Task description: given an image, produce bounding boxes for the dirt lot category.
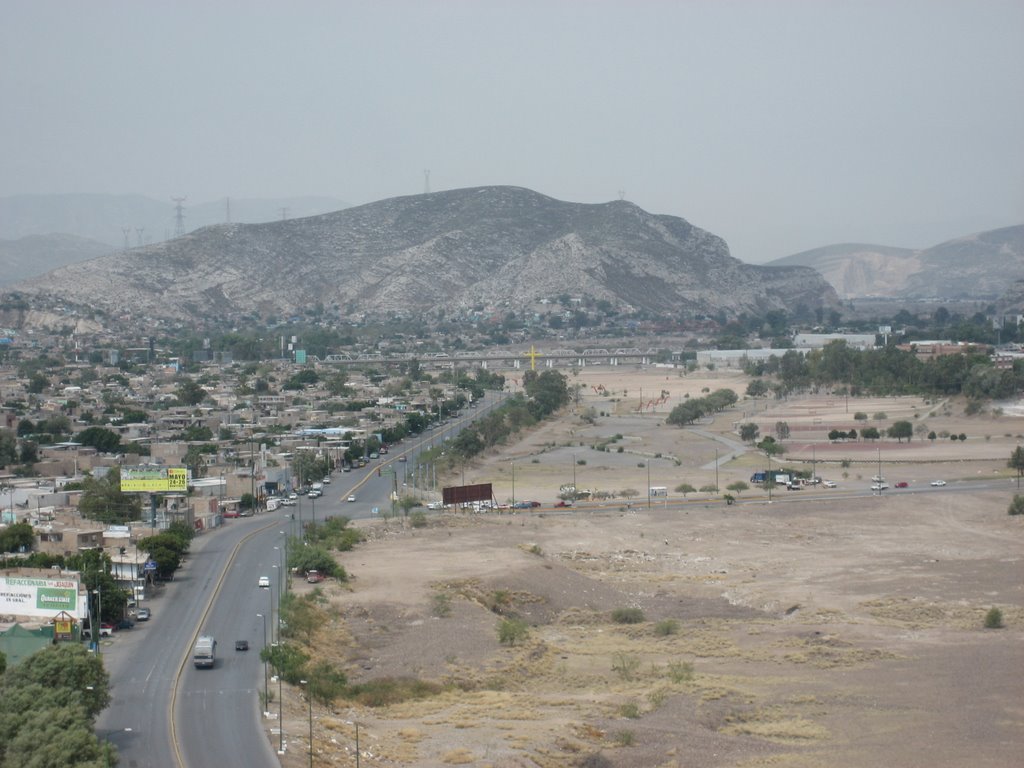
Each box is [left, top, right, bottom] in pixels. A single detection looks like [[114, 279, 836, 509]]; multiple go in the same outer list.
[[274, 368, 1024, 767]]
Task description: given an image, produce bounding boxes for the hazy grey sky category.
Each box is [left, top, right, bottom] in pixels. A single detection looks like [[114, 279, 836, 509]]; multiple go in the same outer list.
[[3, 0, 1022, 263]]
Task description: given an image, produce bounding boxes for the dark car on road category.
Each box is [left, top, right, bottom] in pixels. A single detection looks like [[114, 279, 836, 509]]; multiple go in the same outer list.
[[235, 639, 249, 651]]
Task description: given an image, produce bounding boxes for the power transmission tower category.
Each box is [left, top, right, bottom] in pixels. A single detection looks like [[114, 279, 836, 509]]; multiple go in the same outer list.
[[122, 228, 131, 252], [135, 227, 145, 247], [424, 169, 430, 194], [279, 207, 289, 221], [171, 197, 187, 237], [225, 196, 231, 224]]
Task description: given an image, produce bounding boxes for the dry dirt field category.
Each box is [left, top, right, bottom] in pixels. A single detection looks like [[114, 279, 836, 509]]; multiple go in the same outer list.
[[273, 368, 1024, 768]]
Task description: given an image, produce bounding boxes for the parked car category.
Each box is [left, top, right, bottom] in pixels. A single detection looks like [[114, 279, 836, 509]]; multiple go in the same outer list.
[[930, 480, 947, 487], [258, 575, 270, 588], [306, 570, 325, 584], [427, 501, 443, 510], [99, 623, 115, 637], [136, 607, 151, 621], [116, 618, 135, 630], [822, 480, 837, 488], [895, 481, 909, 488]]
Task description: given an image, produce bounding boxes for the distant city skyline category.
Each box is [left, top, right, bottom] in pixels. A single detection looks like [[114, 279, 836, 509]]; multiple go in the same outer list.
[[2, 1, 1021, 263]]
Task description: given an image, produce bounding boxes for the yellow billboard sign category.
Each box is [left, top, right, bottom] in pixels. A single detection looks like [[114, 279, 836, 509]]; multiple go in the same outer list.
[[120, 466, 188, 493]]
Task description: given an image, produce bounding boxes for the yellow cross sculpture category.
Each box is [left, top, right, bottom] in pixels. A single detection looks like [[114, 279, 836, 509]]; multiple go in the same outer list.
[[526, 345, 542, 371]]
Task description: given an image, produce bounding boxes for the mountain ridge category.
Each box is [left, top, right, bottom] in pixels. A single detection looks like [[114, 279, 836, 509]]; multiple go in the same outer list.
[[4, 186, 838, 332]]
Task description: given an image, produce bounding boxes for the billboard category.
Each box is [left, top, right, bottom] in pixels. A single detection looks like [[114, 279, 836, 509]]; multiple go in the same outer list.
[[121, 466, 188, 493], [442, 483, 494, 507], [0, 575, 83, 619]]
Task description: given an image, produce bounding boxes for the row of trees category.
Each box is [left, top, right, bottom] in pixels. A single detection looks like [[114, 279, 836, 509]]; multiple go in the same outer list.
[[665, 389, 739, 426], [744, 342, 1021, 400]]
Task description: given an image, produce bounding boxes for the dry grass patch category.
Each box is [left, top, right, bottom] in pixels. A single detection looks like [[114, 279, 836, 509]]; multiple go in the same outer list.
[[720, 708, 830, 743], [862, 597, 1024, 630]]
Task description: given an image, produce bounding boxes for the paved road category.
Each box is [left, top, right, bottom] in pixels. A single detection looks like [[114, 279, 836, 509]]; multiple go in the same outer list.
[[95, 392, 504, 768], [94, 512, 277, 768]]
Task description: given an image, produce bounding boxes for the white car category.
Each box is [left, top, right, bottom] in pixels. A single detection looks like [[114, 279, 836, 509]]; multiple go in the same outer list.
[[347, 495, 356, 502], [258, 576, 270, 589], [930, 480, 947, 487], [427, 501, 443, 510], [870, 483, 889, 491], [822, 480, 837, 488]]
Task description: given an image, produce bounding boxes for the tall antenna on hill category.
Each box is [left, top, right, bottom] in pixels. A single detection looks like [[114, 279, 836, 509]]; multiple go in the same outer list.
[[172, 196, 187, 237], [226, 196, 231, 224], [618, 189, 626, 200], [424, 169, 431, 194], [279, 207, 289, 221]]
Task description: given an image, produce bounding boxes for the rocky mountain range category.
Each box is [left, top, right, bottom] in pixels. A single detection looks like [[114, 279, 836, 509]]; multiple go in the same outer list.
[[770, 224, 1024, 300], [4, 186, 837, 332]]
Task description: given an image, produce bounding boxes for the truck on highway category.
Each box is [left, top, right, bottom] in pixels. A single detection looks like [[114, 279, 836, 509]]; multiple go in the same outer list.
[[193, 636, 217, 668]]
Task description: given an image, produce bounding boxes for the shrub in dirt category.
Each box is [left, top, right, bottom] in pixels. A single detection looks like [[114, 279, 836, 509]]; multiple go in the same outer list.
[[654, 619, 680, 636], [409, 511, 427, 528], [497, 617, 529, 646], [984, 607, 1004, 629], [345, 676, 443, 707], [430, 592, 452, 618], [666, 660, 694, 683], [1008, 495, 1024, 516], [611, 607, 645, 624], [613, 730, 636, 746], [577, 755, 613, 768], [619, 701, 641, 719], [611, 652, 640, 681]]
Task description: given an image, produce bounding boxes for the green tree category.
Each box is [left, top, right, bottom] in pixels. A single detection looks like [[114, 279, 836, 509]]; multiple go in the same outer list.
[[0, 523, 35, 554], [674, 483, 696, 498], [77, 467, 143, 524], [745, 379, 769, 397], [887, 420, 913, 443], [1008, 495, 1024, 516], [1009, 447, 1024, 489], [74, 426, 122, 454], [174, 379, 207, 406], [774, 421, 791, 440], [739, 423, 760, 443], [0, 433, 19, 467]]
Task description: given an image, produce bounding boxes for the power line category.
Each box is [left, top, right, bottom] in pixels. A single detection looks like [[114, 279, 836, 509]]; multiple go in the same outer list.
[[171, 197, 187, 238]]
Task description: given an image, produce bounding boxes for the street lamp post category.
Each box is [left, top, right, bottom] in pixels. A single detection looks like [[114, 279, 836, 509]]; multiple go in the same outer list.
[[646, 461, 651, 508], [510, 462, 515, 507], [300, 679, 313, 767], [257, 612, 268, 707], [274, 547, 283, 595]]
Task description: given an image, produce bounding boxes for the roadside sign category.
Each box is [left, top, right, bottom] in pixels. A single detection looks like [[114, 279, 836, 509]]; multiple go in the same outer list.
[[371, 506, 379, 515]]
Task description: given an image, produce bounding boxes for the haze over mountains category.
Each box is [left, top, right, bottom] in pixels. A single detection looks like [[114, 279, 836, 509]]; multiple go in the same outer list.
[[4, 186, 836, 332], [769, 224, 1024, 300], [0, 193, 349, 248]]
